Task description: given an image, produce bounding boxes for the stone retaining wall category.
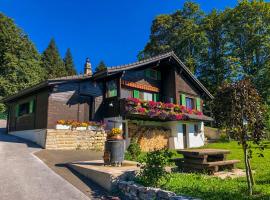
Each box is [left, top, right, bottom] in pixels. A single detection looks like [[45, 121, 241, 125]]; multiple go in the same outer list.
[[118, 181, 199, 200], [45, 129, 107, 150]]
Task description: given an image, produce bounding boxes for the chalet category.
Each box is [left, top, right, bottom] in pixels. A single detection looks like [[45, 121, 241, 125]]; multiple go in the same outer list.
[[3, 52, 213, 150]]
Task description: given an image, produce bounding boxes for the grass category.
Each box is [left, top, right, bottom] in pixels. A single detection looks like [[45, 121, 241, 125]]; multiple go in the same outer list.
[[159, 141, 270, 200]]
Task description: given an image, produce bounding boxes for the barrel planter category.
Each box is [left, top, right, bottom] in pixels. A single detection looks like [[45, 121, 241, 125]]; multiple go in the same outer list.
[[104, 139, 125, 166]]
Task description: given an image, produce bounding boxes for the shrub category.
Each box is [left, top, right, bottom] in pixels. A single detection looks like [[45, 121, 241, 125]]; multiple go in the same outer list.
[[219, 132, 230, 143], [137, 149, 173, 187], [127, 138, 141, 161]]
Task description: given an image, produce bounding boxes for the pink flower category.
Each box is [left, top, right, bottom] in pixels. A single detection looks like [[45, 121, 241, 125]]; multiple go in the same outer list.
[[163, 103, 175, 109], [175, 114, 183, 120], [137, 107, 146, 114], [127, 97, 141, 104]]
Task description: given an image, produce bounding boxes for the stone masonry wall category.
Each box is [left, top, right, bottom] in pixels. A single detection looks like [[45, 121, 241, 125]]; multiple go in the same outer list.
[[45, 129, 107, 150], [118, 181, 199, 200]]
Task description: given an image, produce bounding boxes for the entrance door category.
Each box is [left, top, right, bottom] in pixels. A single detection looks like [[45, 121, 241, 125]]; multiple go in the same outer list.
[[182, 124, 188, 148]]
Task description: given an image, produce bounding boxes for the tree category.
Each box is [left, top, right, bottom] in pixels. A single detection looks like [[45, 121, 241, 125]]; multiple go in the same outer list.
[[224, 1, 270, 78], [63, 48, 76, 75], [41, 38, 66, 79], [95, 60, 107, 72], [198, 10, 228, 95], [213, 79, 265, 195], [0, 13, 44, 112], [139, 2, 207, 73]]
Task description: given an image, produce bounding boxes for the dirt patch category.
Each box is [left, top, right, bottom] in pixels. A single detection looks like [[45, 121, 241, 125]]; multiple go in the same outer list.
[[213, 168, 246, 179]]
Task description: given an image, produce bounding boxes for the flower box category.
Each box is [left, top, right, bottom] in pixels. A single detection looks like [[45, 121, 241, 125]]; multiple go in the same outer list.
[[56, 124, 71, 130], [76, 126, 87, 131], [88, 126, 102, 131]]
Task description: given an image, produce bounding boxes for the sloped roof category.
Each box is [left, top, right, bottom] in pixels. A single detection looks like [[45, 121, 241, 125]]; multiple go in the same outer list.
[[2, 75, 93, 102], [3, 51, 213, 103]]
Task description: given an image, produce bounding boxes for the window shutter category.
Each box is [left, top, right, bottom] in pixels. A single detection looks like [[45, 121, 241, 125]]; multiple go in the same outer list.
[[181, 94, 186, 106], [145, 69, 151, 78], [153, 94, 157, 102], [156, 93, 160, 101], [15, 104, 19, 117], [133, 90, 140, 98], [157, 71, 161, 80], [29, 100, 34, 113], [196, 98, 201, 111]]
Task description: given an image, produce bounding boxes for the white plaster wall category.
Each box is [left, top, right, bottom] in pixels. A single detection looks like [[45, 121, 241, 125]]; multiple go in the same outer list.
[[167, 122, 184, 149], [188, 122, 204, 148], [167, 121, 205, 149], [9, 129, 47, 147]]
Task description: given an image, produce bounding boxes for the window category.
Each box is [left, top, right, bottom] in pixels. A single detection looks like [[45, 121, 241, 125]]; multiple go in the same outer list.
[[145, 69, 161, 80], [186, 97, 194, 109], [106, 80, 117, 98], [15, 99, 35, 117], [194, 124, 200, 134], [143, 92, 153, 101], [133, 90, 159, 102]]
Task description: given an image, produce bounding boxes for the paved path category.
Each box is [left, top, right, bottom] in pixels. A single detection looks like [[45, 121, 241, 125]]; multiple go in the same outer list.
[[0, 133, 90, 200]]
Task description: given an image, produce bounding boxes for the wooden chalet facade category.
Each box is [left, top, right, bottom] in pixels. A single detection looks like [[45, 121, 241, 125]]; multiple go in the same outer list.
[[3, 52, 213, 149]]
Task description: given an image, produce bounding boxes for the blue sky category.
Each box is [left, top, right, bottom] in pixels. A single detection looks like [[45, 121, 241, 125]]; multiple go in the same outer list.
[[0, 0, 237, 73]]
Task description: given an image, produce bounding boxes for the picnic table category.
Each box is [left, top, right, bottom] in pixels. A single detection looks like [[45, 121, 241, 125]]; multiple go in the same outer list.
[[173, 149, 240, 174]]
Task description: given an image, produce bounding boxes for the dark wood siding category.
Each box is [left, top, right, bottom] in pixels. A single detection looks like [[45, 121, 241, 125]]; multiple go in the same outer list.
[[47, 81, 104, 128], [47, 82, 86, 128], [161, 66, 176, 103], [175, 69, 200, 104], [122, 69, 161, 89], [35, 90, 49, 129], [7, 89, 49, 132]]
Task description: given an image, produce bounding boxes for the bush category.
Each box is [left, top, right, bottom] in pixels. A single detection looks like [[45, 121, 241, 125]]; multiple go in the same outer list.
[[137, 149, 173, 187], [127, 138, 141, 161], [219, 132, 230, 143]]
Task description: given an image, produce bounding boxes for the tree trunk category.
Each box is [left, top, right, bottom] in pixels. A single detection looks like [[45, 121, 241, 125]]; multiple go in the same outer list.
[[243, 147, 253, 195], [247, 157, 255, 186]]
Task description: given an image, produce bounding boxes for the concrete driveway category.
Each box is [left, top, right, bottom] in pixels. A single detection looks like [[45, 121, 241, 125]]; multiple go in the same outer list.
[[0, 133, 90, 200]]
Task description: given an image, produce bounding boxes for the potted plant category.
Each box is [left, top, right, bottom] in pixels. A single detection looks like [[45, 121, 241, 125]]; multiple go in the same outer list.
[[107, 128, 123, 140], [104, 127, 125, 166]]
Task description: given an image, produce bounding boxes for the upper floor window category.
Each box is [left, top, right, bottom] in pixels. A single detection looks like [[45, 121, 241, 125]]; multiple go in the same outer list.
[[143, 92, 153, 101], [145, 69, 161, 80], [186, 97, 194, 109], [106, 80, 117, 98], [15, 99, 35, 117], [133, 89, 159, 102]]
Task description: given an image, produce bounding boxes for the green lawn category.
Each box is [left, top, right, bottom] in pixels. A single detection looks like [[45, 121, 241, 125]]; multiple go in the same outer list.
[[160, 141, 270, 200]]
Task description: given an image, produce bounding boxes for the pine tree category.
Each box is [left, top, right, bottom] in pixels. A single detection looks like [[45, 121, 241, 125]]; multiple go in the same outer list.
[[63, 48, 76, 75], [41, 38, 66, 79], [0, 13, 44, 112], [95, 60, 107, 72]]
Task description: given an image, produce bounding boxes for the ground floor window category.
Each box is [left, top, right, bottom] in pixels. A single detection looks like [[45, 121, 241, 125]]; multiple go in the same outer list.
[[16, 99, 35, 117]]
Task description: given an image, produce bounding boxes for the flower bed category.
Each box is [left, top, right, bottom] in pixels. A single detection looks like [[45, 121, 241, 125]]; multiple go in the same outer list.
[[125, 98, 203, 121], [56, 120, 105, 130]]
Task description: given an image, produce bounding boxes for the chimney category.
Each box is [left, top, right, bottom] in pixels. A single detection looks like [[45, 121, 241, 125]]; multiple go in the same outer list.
[[84, 58, 92, 75]]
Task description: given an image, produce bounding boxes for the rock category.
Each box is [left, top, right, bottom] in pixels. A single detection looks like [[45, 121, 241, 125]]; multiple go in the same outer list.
[[157, 190, 176, 199]]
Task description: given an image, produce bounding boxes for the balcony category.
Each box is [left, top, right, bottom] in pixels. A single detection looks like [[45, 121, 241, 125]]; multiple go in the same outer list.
[[121, 98, 213, 122]]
